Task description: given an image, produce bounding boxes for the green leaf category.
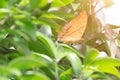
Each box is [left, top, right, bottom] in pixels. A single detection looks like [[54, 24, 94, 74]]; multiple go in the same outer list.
[[98, 66, 120, 78], [116, 39, 120, 47], [60, 68, 72, 78], [51, 0, 73, 7], [82, 70, 94, 80], [12, 37, 31, 55], [10, 7, 21, 14], [29, 40, 54, 58], [71, 3, 80, 11], [0, 65, 21, 76], [29, 0, 47, 10], [60, 75, 72, 80], [0, 76, 8, 80], [0, 0, 8, 8], [15, 20, 36, 40], [32, 52, 53, 62], [8, 57, 47, 69], [84, 48, 99, 65], [91, 57, 120, 67], [67, 53, 82, 75], [13, 14, 26, 19], [22, 72, 50, 80], [8, 0, 20, 6], [10, 7, 30, 15], [91, 57, 120, 78], [41, 13, 67, 22], [49, 11, 74, 19], [56, 43, 83, 62], [91, 73, 112, 80], [18, 0, 29, 6], [0, 8, 9, 19], [33, 17, 60, 30], [36, 32, 57, 58]]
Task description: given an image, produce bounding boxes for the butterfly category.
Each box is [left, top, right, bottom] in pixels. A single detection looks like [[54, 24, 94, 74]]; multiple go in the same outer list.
[[57, 10, 88, 44]]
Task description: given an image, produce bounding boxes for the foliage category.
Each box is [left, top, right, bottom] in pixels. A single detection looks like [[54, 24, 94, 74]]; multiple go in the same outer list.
[[0, 0, 120, 80]]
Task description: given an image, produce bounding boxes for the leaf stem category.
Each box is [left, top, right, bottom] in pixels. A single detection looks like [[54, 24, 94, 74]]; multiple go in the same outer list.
[[55, 60, 59, 80]]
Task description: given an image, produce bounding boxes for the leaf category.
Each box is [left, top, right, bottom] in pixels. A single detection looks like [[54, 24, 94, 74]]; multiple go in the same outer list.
[[91, 57, 120, 78], [0, 8, 9, 19], [18, 0, 29, 6], [56, 43, 83, 62], [49, 11, 74, 19], [41, 13, 67, 22], [116, 39, 120, 47], [29, 40, 54, 58], [84, 48, 99, 65], [91, 73, 112, 80], [40, 25, 52, 38], [71, 3, 80, 11], [98, 66, 120, 78], [0, 76, 8, 80], [8, 0, 20, 6], [22, 72, 50, 80], [29, 0, 47, 10], [36, 32, 57, 58], [60, 68, 72, 78], [8, 57, 47, 69], [15, 20, 36, 40], [51, 0, 73, 7], [10, 7, 21, 14], [60, 76, 72, 80], [32, 52, 53, 63], [13, 14, 26, 19], [39, 67, 56, 80], [67, 53, 82, 75], [82, 70, 94, 80], [91, 57, 120, 67], [0, 0, 8, 8], [12, 37, 31, 55], [33, 17, 60, 30], [0, 65, 21, 76]]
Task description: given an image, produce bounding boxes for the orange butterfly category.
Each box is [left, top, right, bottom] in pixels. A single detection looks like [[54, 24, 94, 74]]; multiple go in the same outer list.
[[57, 10, 88, 44]]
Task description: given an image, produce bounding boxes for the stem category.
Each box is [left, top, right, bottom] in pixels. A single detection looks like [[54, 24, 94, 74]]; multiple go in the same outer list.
[[55, 61, 59, 80], [91, 6, 105, 15], [89, 0, 92, 15]]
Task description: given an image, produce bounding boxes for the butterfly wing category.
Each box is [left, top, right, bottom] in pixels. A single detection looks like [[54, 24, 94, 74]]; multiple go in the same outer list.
[[57, 10, 88, 44]]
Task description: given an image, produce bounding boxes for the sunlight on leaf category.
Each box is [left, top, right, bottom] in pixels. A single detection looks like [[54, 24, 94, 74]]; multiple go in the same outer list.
[[56, 43, 83, 62], [84, 48, 99, 65], [71, 3, 80, 11], [0, 8, 9, 19], [67, 53, 82, 75], [91, 57, 120, 78], [51, 0, 73, 7]]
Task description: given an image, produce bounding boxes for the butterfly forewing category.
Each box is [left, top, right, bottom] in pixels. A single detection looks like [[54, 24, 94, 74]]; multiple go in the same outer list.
[[57, 10, 88, 44]]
